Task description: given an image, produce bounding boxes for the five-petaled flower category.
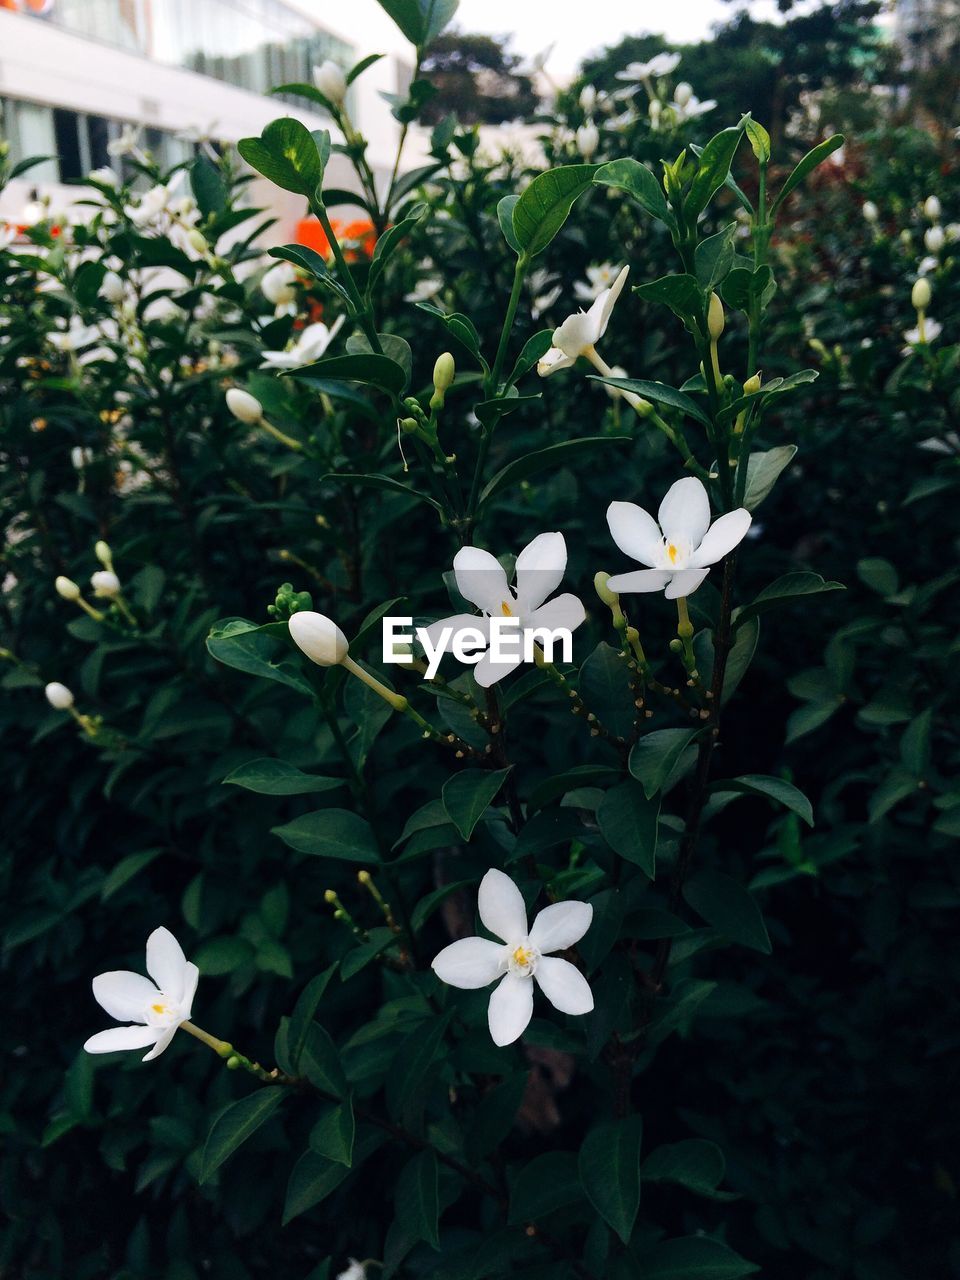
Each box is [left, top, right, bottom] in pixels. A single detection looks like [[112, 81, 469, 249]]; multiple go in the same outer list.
[[537, 265, 629, 377], [432, 869, 594, 1046], [425, 532, 585, 687], [84, 927, 199, 1061], [607, 476, 752, 599], [261, 318, 344, 370]]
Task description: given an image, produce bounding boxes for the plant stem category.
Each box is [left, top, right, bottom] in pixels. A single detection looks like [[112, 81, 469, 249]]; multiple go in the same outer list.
[[309, 199, 382, 355]]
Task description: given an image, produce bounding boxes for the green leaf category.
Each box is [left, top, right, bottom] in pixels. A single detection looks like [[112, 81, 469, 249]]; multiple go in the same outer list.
[[719, 774, 814, 826], [683, 869, 772, 954], [237, 119, 326, 197], [410, 879, 474, 932], [385, 1014, 452, 1129], [271, 809, 381, 863], [310, 1100, 355, 1166], [694, 224, 737, 292], [592, 375, 712, 427], [346, 52, 385, 85], [207, 618, 313, 697], [735, 572, 844, 626], [579, 1115, 643, 1244], [415, 302, 487, 368], [743, 118, 771, 165], [191, 156, 227, 217], [72, 260, 106, 307], [288, 966, 338, 1068], [497, 194, 522, 253], [641, 1236, 759, 1279], [464, 1073, 527, 1163], [634, 274, 704, 334], [857, 557, 899, 597], [375, 0, 458, 45], [594, 157, 673, 225], [597, 781, 660, 876], [301, 1023, 349, 1097], [720, 264, 776, 315], [100, 849, 162, 901], [479, 436, 630, 506], [685, 126, 744, 218], [199, 1089, 286, 1184], [641, 1139, 733, 1199], [629, 728, 701, 799], [223, 758, 345, 796], [395, 1150, 440, 1250], [508, 1152, 583, 1223], [505, 328, 553, 387], [577, 641, 637, 741], [900, 708, 932, 776], [282, 1150, 351, 1224], [742, 445, 796, 510], [442, 766, 512, 840], [512, 164, 599, 258], [292, 352, 407, 396], [320, 471, 443, 514], [368, 203, 427, 294], [268, 243, 350, 303], [771, 134, 844, 215]]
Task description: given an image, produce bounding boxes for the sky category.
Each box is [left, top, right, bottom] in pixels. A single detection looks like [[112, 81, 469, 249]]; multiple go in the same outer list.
[[451, 0, 816, 79]]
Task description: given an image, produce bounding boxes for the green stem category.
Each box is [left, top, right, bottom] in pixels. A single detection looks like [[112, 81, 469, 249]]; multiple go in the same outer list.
[[310, 199, 382, 355]]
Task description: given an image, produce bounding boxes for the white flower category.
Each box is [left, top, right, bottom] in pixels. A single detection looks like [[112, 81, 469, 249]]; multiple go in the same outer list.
[[674, 81, 693, 108], [260, 317, 344, 370], [862, 200, 879, 223], [405, 276, 443, 304], [579, 84, 598, 112], [576, 123, 599, 159], [616, 52, 681, 83], [432, 869, 594, 1047], [923, 195, 941, 221], [125, 182, 174, 227], [91, 570, 121, 598], [537, 266, 629, 376], [336, 1262, 367, 1280], [261, 261, 298, 308], [574, 262, 623, 304], [99, 270, 125, 304], [226, 388, 264, 424], [424, 532, 585, 688], [289, 611, 350, 667], [924, 225, 945, 253], [84, 927, 199, 1061], [607, 477, 752, 599], [917, 255, 938, 276], [107, 125, 142, 158], [88, 166, 118, 187], [71, 446, 93, 469], [314, 60, 348, 104], [902, 319, 942, 352], [45, 682, 74, 710], [672, 91, 717, 122]]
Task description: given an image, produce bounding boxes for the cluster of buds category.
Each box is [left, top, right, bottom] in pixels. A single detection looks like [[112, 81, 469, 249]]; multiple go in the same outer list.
[[55, 541, 136, 625]]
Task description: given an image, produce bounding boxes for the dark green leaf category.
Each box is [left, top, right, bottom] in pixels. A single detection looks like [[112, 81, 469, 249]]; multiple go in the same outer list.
[[594, 157, 672, 225], [629, 729, 701, 799], [497, 194, 522, 253], [742, 445, 796, 510], [301, 1023, 349, 1097], [310, 1099, 355, 1166], [772, 134, 844, 215], [199, 1089, 286, 1184], [685, 126, 744, 218], [694, 224, 737, 291], [442, 766, 512, 840], [512, 164, 599, 258], [292, 352, 407, 396], [641, 1139, 733, 1199], [479, 436, 630, 506], [508, 1152, 583, 1223], [224, 758, 345, 796], [238, 119, 326, 196], [395, 1150, 440, 1249], [271, 809, 381, 862], [683, 869, 772, 954], [288, 966, 338, 1068], [579, 1115, 643, 1244], [320, 471, 443, 514], [591, 375, 711, 427], [597, 781, 660, 876], [641, 1236, 759, 1278], [718, 774, 814, 825], [634, 274, 705, 334], [735, 573, 844, 626]]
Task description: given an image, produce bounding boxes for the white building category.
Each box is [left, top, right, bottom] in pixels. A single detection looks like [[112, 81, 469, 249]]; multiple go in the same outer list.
[[0, 0, 428, 237]]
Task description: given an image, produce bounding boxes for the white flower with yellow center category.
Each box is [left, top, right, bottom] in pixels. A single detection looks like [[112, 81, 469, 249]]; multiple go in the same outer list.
[[261, 317, 345, 370], [537, 265, 628, 377], [424, 532, 585, 687], [607, 476, 752, 599], [432, 869, 594, 1046], [84, 927, 199, 1061]]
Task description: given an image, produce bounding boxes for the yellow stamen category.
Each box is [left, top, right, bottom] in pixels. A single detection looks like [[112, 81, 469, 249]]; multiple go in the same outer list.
[[667, 544, 679, 564], [501, 601, 513, 616], [512, 945, 531, 966], [151, 1003, 167, 1014]]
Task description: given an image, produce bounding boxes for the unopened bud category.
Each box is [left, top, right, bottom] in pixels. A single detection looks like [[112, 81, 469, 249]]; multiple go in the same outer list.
[[743, 372, 762, 394], [400, 416, 419, 433], [594, 571, 619, 607], [862, 201, 878, 224], [226, 388, 263, 425], [911, 278, 931, 311], [98, 270, 125, 304], [55, 576, 81, 601], [187, 228, 209, 255], [433, 351, 455, 393], [288, 611, 349, 667], [923, 195, 941, 221], [324, 889, 338, 904], [94, 540, 113, 569], [674, 81, 693, 108], [707, 292, 724, 341], [924, 225, 944, 253], [576, 123, 599, 160], [45, 682, 74, 710], [313, 60, 347, 105], [91, 569, 121, 598]]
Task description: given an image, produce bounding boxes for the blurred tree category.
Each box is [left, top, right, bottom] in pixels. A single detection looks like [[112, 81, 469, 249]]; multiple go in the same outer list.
[[419, 31, 538, 125]]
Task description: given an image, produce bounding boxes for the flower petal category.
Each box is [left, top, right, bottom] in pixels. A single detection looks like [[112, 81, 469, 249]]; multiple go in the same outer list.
[[181, 962, 200, 1019], [534, 956, 594, 1015], [421, 613, 490, 652], [92, 970, 157, 1022], [143, 1023, 180, 1061], [487, 973, 534, 1046], [593, 264, 629, 340], [689, 509, 752, 567], [84, 1025, 160, 1054], [478, 868, 527, 944], [529, 900, 593, 953], [527, 593, 586, 636], [145, 927, 188, 1002], [453, 547, 512, 616], [658, 477, 711, 549], [607, 500, 664, 567], [431, 937, 505, 989], [473, 647, 524, 688], [663, 568, 710, 599], [514, 532, 567, 613], [538, 346, 576, 376], [606, 569, 673, 594]]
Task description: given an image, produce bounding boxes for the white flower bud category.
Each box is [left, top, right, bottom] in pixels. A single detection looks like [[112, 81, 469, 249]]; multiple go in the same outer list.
[[55, 576, 81, 601], [94, 540, 112, 568], [579, 85, 597, 113], [707, 291, 725, 341], [923, 195, 941, 221], [862, 200, 878, 223], [433, 351, 456, 392], [261, 261, 297, 307], [924, 225, 944, 253], [91, 570, 121, 598], [911, 277, 932, 311], [99, 270, 125, 303], [45, 682, 74, 710], [313, 60, 347, 105], [649, 99, 662, 122], [945, 222, 960, 243], [288, 611, 349, 667], [226, 388, 264, 425], [674, 81, 693, 108], [576, 123, 600, 159], [187, 228, 209, 255]]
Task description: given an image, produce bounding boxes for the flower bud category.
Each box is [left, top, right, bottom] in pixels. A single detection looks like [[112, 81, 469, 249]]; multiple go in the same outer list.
[[707, 291, 724, 341], [55, 575, 81, 601], [649, 99, 661, 123], [924, 225, 944, 253], [923, 195, 941, 221], [674, 81, 693, 108], [45, 681, 74, 710], [862, 200, 878, 223], [99, 270, 125, 303], [433, 351, 456, 393], [743, 372, 762, 394], [911, 278, 931, 311], [187, 228, 209, 255], [399, 416, 419, 433], [226, 388, 264, 425], [313, 60, 347, 104], [91, 569, 121, 598], [261, 261, 297, 307], [94, 540, 113, 568], [576, 123, 599, 159], [594, 571, 619, 607], [288, 611, 349, 667], [579, 84, 597, 113]]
